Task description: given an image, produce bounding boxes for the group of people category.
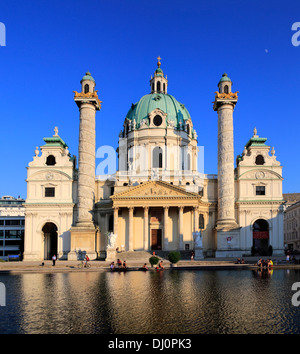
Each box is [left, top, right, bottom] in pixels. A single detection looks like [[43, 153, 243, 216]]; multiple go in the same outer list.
[[109, 259, 165, 271], [235, 258, 246, 264], [257, 258, 273, 269], [110, 259, 127, 270]]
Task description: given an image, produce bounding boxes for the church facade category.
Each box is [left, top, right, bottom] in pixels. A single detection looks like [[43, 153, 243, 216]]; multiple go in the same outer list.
[[23, 59, 285, 261]]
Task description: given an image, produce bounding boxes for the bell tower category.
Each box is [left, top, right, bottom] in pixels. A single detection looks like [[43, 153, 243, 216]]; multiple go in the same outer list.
[[69, 72, 102, 260]]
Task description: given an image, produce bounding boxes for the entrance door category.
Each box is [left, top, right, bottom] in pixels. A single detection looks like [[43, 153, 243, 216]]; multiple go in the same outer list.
[[42, 222, 58, 260], [253, 219, 269, 256], [151, 229, 162, 250]]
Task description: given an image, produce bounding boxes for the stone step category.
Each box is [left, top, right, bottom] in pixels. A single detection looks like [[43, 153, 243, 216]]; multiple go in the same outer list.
[[114, 250, 194, 261]]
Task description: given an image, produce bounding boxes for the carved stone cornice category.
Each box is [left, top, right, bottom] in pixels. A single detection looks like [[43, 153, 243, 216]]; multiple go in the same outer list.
[[236, 200, 284, 205]]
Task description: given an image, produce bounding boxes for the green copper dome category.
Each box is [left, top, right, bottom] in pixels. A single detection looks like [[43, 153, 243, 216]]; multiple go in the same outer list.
[[126, 93, 191, 129], [218, 73, 231, 84], [155, 67, 163, 77], [80, 71, 95, 83]]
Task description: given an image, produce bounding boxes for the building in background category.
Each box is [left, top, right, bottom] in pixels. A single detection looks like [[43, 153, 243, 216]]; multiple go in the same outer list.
[[284, 200, 300, 252], [0, 196, 25, 260]]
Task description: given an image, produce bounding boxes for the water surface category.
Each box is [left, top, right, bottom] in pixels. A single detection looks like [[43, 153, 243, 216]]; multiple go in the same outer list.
[[0, 269, 299, 334]]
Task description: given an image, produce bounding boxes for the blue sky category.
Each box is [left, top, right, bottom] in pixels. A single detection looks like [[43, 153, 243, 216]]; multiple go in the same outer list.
[[0, 0, 300, 198]]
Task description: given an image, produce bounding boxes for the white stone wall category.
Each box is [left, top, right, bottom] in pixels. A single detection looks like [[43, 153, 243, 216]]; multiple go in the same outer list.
[[24, 141, 74, 261]]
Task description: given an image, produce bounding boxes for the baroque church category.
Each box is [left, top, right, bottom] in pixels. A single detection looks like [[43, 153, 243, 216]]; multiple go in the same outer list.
[[23, 58, 285, 261]]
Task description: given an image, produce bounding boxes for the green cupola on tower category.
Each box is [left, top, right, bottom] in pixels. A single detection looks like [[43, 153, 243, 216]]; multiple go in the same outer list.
[[124, 57, 193, 132]]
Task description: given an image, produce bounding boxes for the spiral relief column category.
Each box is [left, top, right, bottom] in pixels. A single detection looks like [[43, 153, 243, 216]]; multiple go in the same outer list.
[[68, 72, 101, 260], [76, 101, 97, 227], [213, 73, 240, 257]]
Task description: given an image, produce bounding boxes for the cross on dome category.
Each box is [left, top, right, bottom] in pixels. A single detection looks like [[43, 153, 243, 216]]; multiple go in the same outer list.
[[157, 56, 161, 67]]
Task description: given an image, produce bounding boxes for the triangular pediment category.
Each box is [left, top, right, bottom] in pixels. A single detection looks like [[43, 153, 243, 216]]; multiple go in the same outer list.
[[111, 180, 200, 200]]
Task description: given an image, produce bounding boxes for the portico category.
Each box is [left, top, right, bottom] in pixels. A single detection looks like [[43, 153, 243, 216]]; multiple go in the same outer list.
[[110, 180, 206, 252]]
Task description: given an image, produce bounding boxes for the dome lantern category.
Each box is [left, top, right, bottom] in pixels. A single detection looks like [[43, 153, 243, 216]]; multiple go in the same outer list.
[[80, 71, 96, 94], [218, 73, 232, 94], [150, 56, 168, 94]]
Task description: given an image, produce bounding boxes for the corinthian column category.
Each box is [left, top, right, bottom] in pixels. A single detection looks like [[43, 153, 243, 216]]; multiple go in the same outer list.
[[163, 206, 169, 250], [128, 207, 134, 251], [144, 207, 149, 251]]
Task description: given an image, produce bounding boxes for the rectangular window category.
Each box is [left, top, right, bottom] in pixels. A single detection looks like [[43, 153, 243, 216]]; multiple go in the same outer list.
[[256, 186, 265, 195], [5, 219, 21, 226], [5, 230, 22, 238], [45, 187, 55, 197]]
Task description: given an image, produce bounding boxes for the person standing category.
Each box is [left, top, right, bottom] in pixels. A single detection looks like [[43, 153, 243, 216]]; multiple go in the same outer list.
[[52, 254, 56, 266]]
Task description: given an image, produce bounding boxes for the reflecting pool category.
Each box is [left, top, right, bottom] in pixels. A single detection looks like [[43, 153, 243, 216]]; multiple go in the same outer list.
[[0, 268, 300, 334]]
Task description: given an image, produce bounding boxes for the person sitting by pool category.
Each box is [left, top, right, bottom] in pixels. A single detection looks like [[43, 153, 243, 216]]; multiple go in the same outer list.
[[267, 259, 273, 268], [257, 258, 263, 269], [142, 263, 148, 271], [117, 259, 122, 268], [110, 262, 115, 271], [122, 260, 127, 269], [235, 258, 241, 264], [156, 260, 164, 270]]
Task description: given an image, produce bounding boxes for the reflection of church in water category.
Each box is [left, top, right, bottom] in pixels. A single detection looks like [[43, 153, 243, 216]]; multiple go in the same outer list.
[[23, 58, 285, 261]]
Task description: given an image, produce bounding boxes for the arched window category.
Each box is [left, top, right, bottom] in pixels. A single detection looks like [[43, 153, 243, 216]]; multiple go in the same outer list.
[[255, 155, 265, 165], [46, 155, 56, 166], [224, 85, 229, 94], [153, 146, 163, 168], [84, 84, 89, 93], [152, 82, 154, 92], [163, 83, 166, 93], [157, 81, 161, 93], [187, 124, 190, 135]]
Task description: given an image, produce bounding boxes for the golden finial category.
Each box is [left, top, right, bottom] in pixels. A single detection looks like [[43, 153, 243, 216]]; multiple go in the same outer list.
[[157, 56, 161, 68]]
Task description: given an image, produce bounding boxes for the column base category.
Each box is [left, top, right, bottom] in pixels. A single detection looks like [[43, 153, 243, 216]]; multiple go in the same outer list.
[[215, 228, 242, 258], [215, 219, 239, 231], [68, 225, 97, 260], [23, 252, 41, 262]]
